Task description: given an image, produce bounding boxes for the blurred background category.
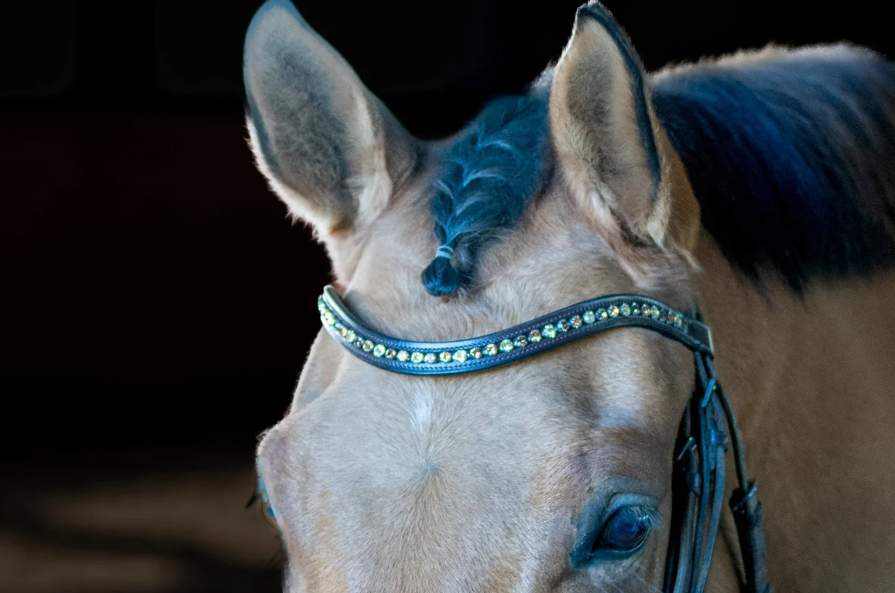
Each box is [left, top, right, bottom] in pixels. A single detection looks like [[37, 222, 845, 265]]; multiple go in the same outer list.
[[1, 1, 893, 591]]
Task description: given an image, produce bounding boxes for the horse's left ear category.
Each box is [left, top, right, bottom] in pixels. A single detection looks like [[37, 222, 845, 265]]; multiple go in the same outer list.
[[549, 2, 700, 253]]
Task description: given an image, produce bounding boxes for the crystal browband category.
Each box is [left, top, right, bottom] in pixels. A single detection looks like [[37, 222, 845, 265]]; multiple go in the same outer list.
[[317, 286, 714, 376]]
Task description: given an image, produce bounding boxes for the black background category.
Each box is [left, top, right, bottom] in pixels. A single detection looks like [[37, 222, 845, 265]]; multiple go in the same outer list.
[[2, 0, 893, 474]]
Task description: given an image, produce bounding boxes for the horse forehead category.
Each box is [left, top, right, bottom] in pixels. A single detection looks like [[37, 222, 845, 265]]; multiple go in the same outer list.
[[272, 326, 681, 500]]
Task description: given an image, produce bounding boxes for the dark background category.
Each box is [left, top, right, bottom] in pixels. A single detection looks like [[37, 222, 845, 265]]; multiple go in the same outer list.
[[1, 1, 893, 591]]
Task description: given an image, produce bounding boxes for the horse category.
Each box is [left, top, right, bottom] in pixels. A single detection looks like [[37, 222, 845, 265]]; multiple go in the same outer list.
[[242, 1, 895, 591]]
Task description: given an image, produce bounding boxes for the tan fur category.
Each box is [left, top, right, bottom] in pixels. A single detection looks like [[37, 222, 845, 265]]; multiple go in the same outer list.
[[247, 4, 895, 592]]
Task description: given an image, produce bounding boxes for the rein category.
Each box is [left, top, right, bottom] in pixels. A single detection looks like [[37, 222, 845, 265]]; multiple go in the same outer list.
[[317, 286, 770, 593]]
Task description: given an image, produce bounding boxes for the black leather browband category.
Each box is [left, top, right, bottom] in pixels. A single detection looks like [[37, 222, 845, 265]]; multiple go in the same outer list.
[[318, 286, 713, 376]]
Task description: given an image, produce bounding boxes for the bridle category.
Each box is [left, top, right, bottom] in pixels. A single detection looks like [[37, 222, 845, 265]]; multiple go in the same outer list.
[[316, 286, 771, 593]]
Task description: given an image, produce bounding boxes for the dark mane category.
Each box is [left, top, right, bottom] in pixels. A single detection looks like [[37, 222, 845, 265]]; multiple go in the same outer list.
[[421, 92, 551, 296], [652, 46, 895, 289]]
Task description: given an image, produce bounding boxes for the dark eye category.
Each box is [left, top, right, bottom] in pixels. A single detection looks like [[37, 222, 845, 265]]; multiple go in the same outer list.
[[597, 506, 652, 552], [257, 475, 281, 533]]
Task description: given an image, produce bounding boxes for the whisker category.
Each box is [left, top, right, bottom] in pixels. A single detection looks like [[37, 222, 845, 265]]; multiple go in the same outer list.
[[632, 568, 665, 593]]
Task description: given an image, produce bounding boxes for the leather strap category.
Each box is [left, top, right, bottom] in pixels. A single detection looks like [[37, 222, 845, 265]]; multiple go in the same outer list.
[[319, 286, 713, 376], [662, 313, 771, 593]]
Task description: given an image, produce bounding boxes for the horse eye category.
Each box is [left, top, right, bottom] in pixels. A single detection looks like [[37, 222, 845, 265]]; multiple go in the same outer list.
[[596, 506, 652, 552], [257, 476, 281, 533]]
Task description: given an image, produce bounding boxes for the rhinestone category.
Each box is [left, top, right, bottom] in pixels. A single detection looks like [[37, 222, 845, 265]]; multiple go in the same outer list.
[[385, 348, 397, 359], [570, 315, 583, 329], [674, 314, 685, 328], [514, 335, 528, 348], [609, 306, 620, 318], [499, 339, 514, 353], [666, 312, 676, 324], [650, 306, 661, 319], [631, 304, 641, 315], [411, 352, 424, 364], [317, 301, 327, 313], [598, 309, 609, 320], [397, 350, 410, 362], [372, 344, 386, 357], [439, 351, 452, 363], [354, 337, 364, 348], [453, 350, 468, 363], [583, 311, 597, 324], [345, 330, 356, 342], [424, 353, 438, 364], [470, 347, 483, 359], [621, 304, 631, 316], [362, 340, 375, 352], [323, 311, 336, 325], [543, 324, 557, 338], [528, 329, 543, 343], [485, 344, 499, 356], [557, 319, 570, 332], [338, 326, 349, 338]]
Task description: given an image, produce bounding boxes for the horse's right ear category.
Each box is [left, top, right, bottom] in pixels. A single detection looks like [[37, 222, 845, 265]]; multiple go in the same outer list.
[[244, 0, 419, 237]]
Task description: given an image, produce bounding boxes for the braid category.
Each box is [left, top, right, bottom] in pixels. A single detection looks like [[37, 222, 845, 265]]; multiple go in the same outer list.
[[421, 92, 551, 296]]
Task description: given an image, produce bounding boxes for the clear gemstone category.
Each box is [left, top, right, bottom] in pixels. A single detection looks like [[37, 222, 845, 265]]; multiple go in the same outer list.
[[372, 344, 386, 357], [609, 306, 620, 318], [621, 304, 631, 316], [528, 329, 543, 343], [631, 304, 641, 315], [338, 326, 349, 338], [362, 340, 374, 352], [439, 351, 452, 363], [543, 324, 557, 338], [570, 315, 583, 329], [397, 350, 410, 362], [453, 350, 468, 363], [485, 344, 499, 356], [354, 337, 364, 348], [650, 306, 661, 319], [470, 347, 483, 359], [514, 335, 528, 348], [345, 330, 356, 342], [583, 311, 597, 324], [557, 319, 570, 332], [385, 348, 397, 359], [323, 311, 336, 325], [499, 339, 514, 353], [411, 352, 424, 364], [598, 309, 609, 320], [674, 314, 684, 328], [424, 353, 438, 364]]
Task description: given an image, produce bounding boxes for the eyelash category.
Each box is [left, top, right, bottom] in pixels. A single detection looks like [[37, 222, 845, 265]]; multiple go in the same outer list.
[[247, 483, 288, 569]]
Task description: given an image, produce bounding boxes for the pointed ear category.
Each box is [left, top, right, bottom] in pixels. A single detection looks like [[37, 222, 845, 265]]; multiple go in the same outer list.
[[549, 2, 700, 253], [244, 0, 419, 236]]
